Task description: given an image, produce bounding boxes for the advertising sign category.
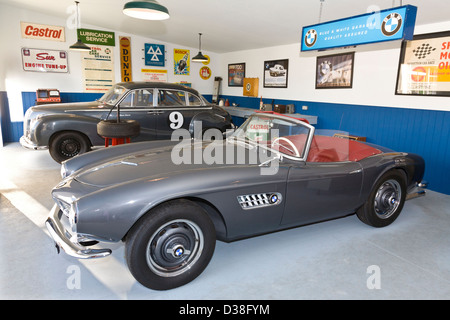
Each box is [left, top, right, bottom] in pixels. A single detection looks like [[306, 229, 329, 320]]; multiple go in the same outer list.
[[301, 5, 417, 51], [120, 36, 132, 82], [21, 48, 68, 73], [77, 28, 115, 46], [21, 22, 65, 42], [142, 68, 168, 82], [396, 31, 450, 97], [174, 49, 190, 75], [145, 43, 165, 67], [81, 45, 114, 93]]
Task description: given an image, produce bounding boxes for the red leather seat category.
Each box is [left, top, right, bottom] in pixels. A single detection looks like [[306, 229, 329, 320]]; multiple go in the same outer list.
[[277, 134, 382, 162]]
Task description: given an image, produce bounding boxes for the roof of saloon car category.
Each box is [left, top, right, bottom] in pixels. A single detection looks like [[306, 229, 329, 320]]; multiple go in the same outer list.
[[116, 81, 201, 95]]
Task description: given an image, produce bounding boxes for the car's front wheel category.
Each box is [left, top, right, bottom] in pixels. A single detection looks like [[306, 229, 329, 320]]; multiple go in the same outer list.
[[125, 200, 216, 290], [49, 131, 90, 163], [357, 170, 407, 227]]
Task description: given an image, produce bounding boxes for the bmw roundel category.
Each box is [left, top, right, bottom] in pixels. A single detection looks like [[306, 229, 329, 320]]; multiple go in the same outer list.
[[381, 12, 403, 37], [304, 29, 318, 48]]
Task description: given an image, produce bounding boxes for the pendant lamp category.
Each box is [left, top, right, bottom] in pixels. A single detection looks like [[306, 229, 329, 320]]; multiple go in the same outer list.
[[192, 33, 208, 62], [123, 0, 170, 20], [69, 1, 91, 51]]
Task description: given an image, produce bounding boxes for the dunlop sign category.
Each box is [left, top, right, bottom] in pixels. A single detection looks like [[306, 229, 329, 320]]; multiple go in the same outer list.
[[120, 36, 132, 82], [21, 22, 65, 42]]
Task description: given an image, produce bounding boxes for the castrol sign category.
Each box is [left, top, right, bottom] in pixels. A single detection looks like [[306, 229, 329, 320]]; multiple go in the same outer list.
[[21, 22, 65, 42]]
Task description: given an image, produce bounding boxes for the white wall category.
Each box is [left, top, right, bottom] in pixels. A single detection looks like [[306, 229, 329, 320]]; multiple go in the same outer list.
[[220, 21, 450, 112], [0, 3, 219, 122]]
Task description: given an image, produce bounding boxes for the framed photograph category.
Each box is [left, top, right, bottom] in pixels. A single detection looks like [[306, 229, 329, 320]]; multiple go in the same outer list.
[[395, 31, 450, 97], [228, 63, 245, 87], [264, 59, 288, 88], [316, 52, 354, 89]]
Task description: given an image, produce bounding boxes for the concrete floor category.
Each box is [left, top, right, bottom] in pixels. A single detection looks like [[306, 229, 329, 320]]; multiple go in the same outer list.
[[1, 142, 449, 300]]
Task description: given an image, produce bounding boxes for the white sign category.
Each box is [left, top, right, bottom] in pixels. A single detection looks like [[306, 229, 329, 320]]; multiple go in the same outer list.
[[142, 68, 168, 82], [21, 48, 69, 73], [21, 22, 65, 42], [81, 45, 115, 93]]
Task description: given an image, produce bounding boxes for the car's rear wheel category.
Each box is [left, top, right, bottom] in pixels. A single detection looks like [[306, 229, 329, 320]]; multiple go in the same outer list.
[[125, 199, 216, 290], [49, 131, 90, 163], [357, 170, 406, 227]]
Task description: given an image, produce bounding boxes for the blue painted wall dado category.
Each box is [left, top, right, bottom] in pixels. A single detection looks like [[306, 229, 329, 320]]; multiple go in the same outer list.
[[4, 91, 450, 195]]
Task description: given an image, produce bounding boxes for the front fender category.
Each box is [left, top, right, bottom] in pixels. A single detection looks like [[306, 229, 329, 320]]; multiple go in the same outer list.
[[33, 114, 102, 146]]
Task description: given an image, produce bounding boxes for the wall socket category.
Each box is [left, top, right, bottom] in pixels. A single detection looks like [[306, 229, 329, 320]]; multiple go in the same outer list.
[[302, 105, 308, 110]]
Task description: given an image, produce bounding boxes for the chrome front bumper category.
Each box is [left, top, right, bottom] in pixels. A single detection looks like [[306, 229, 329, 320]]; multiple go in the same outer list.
[[19, 136, 48, 150], [45, 204, 111, 259], [406, 181, 428, 200]]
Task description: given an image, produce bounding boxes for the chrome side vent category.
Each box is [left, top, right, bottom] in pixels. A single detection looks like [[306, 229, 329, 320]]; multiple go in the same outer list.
[[237, 192, 282, 210]]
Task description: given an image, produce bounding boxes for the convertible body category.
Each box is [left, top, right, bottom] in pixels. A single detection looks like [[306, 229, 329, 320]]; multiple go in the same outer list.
[[46, 112, 426, 290]]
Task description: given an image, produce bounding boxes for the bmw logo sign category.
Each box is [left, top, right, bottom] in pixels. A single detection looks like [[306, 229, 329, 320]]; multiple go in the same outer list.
[[304, 29, 318, 48], [381, 12, 403, 37], [270, 194, 279, 204]]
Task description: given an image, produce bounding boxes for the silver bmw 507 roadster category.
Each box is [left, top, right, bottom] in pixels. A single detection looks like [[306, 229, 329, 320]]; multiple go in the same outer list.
[[45, 112, 426, 290]]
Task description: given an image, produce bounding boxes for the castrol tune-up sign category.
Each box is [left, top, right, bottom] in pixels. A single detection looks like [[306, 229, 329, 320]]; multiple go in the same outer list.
[[21, 22, 65, 42]]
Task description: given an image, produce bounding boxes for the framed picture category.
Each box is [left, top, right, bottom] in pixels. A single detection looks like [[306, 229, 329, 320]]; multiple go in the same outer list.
[[263, 59, 288, 88], [228, 63, 245, 87], [395, 31, 450, 97], [316, 52, 354, 89]]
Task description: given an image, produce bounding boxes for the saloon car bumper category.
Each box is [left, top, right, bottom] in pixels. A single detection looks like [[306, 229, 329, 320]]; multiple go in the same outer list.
[[19, 135, 48, 150], [45, 204, 112, 259]]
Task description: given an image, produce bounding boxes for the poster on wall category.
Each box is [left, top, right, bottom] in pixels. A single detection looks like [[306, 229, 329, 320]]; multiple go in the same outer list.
[[21, 22, 65, 42], [142, 68, 168, 82], [21, 48, 68, 73], [316, 52, 354, 89], [81, 45, 114, 93], [263, 59, 288, 88], [174, 49, 190, 75], [120, 36, 132, 82], [77, 28, 115, 46], [145, 43, 165, 67], [396, 31, 450, 97], [228, 63, 245, 87]]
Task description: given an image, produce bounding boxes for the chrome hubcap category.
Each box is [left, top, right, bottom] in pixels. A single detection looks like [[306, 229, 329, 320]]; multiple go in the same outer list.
[[374, 179, 402, 219], [146, 219, 203, 277]]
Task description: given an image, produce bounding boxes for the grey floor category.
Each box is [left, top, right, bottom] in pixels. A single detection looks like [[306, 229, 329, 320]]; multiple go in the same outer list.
[[1, 142, 449, 300]]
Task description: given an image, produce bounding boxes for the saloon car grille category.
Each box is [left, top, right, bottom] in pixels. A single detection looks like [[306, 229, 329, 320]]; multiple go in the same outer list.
[[55, 199, 71, 218], [237, 192, 282, 210]]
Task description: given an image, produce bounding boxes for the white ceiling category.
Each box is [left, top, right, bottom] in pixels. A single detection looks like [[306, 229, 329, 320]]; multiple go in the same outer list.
[[2, 0, 449, 53]]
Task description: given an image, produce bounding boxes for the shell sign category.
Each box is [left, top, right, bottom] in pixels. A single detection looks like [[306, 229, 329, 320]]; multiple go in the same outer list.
[[21, 22, 65, 42]]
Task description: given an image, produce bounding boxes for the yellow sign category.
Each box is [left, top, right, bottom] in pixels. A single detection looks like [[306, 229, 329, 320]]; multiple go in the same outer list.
[[120, 36, 132, 82], [174, 49, 190, 75], [199, 66, 211, 80], [202, 55, 210, 65]]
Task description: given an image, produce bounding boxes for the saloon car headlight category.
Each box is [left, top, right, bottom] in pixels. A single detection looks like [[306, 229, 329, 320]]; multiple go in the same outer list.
[[55, 198, 78, 233]]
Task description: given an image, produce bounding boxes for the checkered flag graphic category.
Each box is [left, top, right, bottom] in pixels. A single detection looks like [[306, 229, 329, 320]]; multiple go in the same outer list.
[[412, 43, 436, 59]]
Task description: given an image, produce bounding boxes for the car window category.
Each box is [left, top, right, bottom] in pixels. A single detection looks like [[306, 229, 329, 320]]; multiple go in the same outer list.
[[187, 93, 202, 106], [158, 90, 186, 106], [119, 89, 154, 109]]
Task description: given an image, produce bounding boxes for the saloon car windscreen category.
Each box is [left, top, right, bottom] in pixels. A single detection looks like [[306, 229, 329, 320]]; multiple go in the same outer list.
[[232, 114, 312, 158], [98, 85, 127, 105]]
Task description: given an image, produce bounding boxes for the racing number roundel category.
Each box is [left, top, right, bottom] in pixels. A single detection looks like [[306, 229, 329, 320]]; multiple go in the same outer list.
[[169, 111, 184, 129]]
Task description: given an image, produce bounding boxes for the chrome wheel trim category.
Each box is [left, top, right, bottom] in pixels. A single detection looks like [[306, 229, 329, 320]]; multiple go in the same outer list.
[[374, 179, 402, 219], [146, 219, 204, 277]]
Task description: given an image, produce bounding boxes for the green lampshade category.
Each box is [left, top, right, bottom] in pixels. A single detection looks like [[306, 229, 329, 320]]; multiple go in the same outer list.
[[69, 39, 91, 51], [123, 0, 170, 20]]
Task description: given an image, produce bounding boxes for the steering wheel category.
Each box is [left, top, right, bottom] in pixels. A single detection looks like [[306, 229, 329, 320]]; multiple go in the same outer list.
[[271, 137, 300, 157]]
